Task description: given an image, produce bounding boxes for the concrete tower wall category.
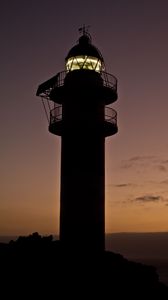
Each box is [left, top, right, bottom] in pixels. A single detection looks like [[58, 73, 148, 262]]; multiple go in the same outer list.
[[60, 71, 105, 252]]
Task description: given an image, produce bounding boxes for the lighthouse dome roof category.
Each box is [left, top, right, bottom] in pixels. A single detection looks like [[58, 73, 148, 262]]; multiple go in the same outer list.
[[65, 34, 104, 62]]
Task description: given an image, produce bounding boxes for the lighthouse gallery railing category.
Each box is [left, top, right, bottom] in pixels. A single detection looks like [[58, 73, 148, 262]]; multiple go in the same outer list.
[[36, 71, 117, 99], [50, 105, 117, 127]]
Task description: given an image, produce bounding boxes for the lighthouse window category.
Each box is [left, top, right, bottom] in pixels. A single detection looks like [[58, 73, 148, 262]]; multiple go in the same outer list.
[[66, 56, 102, 72]]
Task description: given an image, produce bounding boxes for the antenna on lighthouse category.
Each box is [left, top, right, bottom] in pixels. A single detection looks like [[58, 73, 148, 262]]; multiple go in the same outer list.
[[78, 24, 91, 40]]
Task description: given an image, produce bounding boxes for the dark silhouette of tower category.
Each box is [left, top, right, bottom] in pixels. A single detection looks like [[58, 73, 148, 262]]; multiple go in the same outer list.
[[36, 29, 118, 252]]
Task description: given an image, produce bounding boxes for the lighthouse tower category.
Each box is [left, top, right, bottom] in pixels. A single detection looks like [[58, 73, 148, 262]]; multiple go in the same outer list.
[[36, 28, 118, 252]]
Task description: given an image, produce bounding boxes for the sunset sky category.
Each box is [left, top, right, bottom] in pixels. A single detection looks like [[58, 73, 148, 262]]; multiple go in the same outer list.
[[1, 0, 168, 236]]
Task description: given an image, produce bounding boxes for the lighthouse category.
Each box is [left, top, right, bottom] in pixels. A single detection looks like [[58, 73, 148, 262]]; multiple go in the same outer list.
[[36, 28, 118, 252]]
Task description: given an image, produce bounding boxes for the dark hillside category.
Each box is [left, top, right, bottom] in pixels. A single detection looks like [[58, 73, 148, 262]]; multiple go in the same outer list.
[[0, 233, 168, 298]]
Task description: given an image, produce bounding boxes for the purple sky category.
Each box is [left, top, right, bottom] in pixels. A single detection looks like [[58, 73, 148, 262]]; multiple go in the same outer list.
[[1, 0, 168, 235]]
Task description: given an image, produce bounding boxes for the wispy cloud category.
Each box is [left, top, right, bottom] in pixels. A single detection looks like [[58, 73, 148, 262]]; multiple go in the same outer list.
[[113, 183, 133, 188], [129, 156, 155, 162], [121, 155, 168, 173], [134, 195, 162, 203], [160, 179, 168, 184], [161, 160, 168, 164], [121, 155, 156, 170], [157, 165, 167, 172], [107, 183, 137, 188], [120, 162, 133, 169]]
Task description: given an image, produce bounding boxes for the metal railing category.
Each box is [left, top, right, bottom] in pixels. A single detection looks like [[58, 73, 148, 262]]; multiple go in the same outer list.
[[37, 70, 117, 99], [55, 71, 66, 88], [50, 104, 62, 124], [50, 105, 117, 127], [101, 71, 117, 91], [105, 106, 117, 125], [36, 71, 66, 99]]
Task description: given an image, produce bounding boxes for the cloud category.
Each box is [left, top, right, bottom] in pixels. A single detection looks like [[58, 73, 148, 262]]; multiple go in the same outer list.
[[120, 155, 156, 170], [157, 165, 167, 172], [121, 156, 168, 174], [107, 183, 137, 188], [161, 160, 168, 164], [134, 195, 162, 203], [129, 156, 155, 162], [160, 179, 168, 184], [113, 183, 132, 188], [120, 162, 132, 169], [129, 156, 142, 162]]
